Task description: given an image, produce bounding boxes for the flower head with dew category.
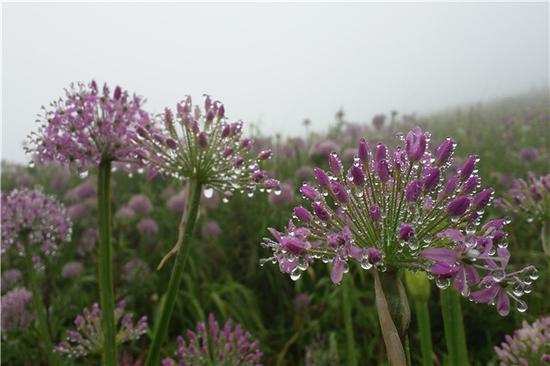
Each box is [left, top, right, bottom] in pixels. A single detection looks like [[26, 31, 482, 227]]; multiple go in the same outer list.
[[496, 172, 550, 225], [1, 288, 33, 333], [26, 80, 150, 173], [54, 301, 147, 358], [261, 127, 538, 315], [132, 95, 279, 199], [1, 189, 71, 255], [494, 317, 550, 365], [161, 313, 263, 366]]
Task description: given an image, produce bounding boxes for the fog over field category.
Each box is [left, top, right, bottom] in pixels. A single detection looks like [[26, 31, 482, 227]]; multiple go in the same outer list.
[[2, 2, 548, 163]]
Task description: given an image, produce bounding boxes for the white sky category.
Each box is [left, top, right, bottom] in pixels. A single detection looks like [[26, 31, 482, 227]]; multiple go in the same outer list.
[[2, 2, 549, 163]]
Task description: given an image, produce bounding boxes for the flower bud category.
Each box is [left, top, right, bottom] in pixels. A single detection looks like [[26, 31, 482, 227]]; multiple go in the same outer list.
[[217, 104, 225, 119], [165, 138, 177, 150], [375, 143, 387, 162], [300, 184, 320, 201], [328, 153, 343, 175], [330, 181, 348, 203], [313, 202, 330, 221], [399, 224, 415, 241], [358, 138, 370, 163], [459, 155, 477, 181], [441, 175, 459, 198], [463, 175, 480, 194], [293, 206, 312, 223], [369, 204, 381, 223], [240, 138, 252, 150], [366, 247, 383, 265], [423, 167, 440, 193], [221, 124, 231, 138], [257, 150, 272, 160], [223, 147, 234, 157], [197, 132, 208, 148], [350, 165, 365, 186], [406, 179, 422, 202], [405, 127, 426, 162], [314, 168, 330, 189], [473, 188, 493, 210], [114, 86, 122, 100], [447, 195, 470, 216], [375, 159, 389, 182], [434, 138, 454, 166]]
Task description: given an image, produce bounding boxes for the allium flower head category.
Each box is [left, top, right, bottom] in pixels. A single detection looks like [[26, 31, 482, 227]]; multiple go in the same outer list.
[[136, 218, 159, 236], [162, 313, 263, 366], [494, 317, 550, 365], [1, 189, 71, 255], [27, 81, 151, 172], [127, 194, 153, 215], [62, 261, 84, 279], [1, 288, 33, 332], [133, 95, 279, 198], [54, 301, 147, 358], [201, 220, 223, 239], [497, 173, 550, 225], [261, 127, 538, 315]]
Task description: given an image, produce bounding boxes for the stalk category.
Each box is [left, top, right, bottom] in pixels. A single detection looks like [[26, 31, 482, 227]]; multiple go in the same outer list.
[[97, 159, 117, 366], [146, 180, 202, 366], [22, 237, 59, 365], [342, 278, 358, 366], [374, 270, 411, 366], [415, 301, 434, 366], [440, 289, 469, 366]]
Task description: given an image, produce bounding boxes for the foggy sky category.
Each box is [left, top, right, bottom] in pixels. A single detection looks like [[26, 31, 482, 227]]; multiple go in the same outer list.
[[2, 2, 548, 163]]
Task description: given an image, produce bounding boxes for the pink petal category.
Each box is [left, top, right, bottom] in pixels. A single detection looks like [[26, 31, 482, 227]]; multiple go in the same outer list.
[[420, 248, 459, 263]]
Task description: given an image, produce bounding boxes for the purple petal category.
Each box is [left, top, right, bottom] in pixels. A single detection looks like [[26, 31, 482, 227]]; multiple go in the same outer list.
[[436, 229, 465, 243], [420, 248, 459, 263]]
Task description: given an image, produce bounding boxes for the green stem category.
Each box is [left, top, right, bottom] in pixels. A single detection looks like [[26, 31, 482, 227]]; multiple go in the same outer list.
[[22, 237, 59, 365], [415, 301, 434, 366], [342, 278, 358, 366], [145, 180, 202, 366], [440, 289, 469, 366], [97, 159, 117, 366]]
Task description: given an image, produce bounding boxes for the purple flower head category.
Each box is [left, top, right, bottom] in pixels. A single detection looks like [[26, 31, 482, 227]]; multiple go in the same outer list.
[[167, 190, 186, 212], [1, 189, 71, 255], [519, 147, 539, 161], [55, 301, 147, 358], [115, 206, 136, 221], [62, 261, 84, 279], [162, 314, 263, 366], [269, 182, 295, 206], [1, 288, 33, 332], [434, 138, 455, 166], [261, 127, 536, 313], [494, 317, 550, 365], [405, 127, 427, 162], [136, 218, 159, 236], [127, 194, 153, 215], [1, 269, 22, 292], [498, 173, 550, 225], [201, 220, 222, 239], [134, 95, 278, 199], [122, 258, 151, 283], [27, 81, 151, 172], [462, 175, 480, 194]]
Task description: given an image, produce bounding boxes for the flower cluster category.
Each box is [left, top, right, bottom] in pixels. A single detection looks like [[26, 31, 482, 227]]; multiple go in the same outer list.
[[133, 95, 279, 198], [27, 81, 150, 172], [262, 127, 537, 315], [495, 172, 550, 224], [494, 317, 550, 365], [1, 189, 71, 255], [54, 301, 147, 358], [161, 313, 263, 366], [1, 288, 33, 333], [1, 269, 23, 293]]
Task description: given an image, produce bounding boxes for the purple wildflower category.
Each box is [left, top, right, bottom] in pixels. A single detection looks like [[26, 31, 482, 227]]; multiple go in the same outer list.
[[1, 189, 71, 255], [62, 261, 84, 279], [269, 182, 295, 206], [201, 220, 223, 239], [162, 313, 263, 366], [122, 258, 151, 283], [1, 288, 33, 332], [27, 81, 151, 172], [127, 194, 153, 215], [1, 269, 23, 293], [136, 218, 159, 236], [494, 317, 550, 365]]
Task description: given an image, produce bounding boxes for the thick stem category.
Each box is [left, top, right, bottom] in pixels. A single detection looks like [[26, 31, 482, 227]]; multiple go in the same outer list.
[[374, 270, 410, 366], [415, 301, 434, 366], [97, 159, 117, 366], [342, 278, 358, 366], [440, 289, 469, 366], [22, 237, 59, 365], [145, 180, 202, 366]]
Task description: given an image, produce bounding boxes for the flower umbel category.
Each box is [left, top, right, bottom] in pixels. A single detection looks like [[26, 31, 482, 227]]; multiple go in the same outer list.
[[161, 313, 263, 366], [261, 127, 537, 315], [1, 288, 33, 332], [54, 301, 147, 358], [494, 317, 550, 365], [1, 189, 71, 255], [133, 95, 279, 197], [27, 80, 150, 171]]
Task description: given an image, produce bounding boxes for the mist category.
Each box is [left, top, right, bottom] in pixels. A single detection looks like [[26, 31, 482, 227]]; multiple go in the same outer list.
[[2, 2, 548, 163]]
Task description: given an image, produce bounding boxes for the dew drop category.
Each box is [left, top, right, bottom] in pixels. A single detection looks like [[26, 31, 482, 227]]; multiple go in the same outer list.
[[79, 170, 89, 179], [435, 277, 451, 289], [290, 268, 302, 281]]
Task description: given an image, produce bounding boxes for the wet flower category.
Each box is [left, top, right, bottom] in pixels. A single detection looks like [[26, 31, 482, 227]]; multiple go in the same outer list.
[[494, 317, 550, 365], [27, 81, 151, 172], [1, 189, 71, 255], [136, 218, 159, 236], [132, 95, 278, 197], [54, 301, 147, 358], [261, 127, 537, 315], [269, 182, 295, 206], [1, 288, 33, 332], [201, 220, 222, 239], [497, 173, 550, 225], [161, 313, 263, 366], [62, 261, 84, 279], [1, 269, 23, 293], [127, 194, 153, 215]]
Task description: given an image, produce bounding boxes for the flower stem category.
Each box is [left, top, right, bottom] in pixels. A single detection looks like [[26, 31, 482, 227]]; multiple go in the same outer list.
[[22, 237, 59, 365], [440, 289, 469, 366], [414, 301, 434, 366], [145, 179, 203, 366], [374, 270, 411, 366], [97, 159, 117, 366], [342, 278, 358, 366]]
